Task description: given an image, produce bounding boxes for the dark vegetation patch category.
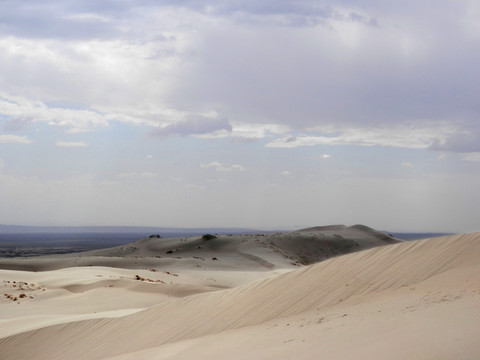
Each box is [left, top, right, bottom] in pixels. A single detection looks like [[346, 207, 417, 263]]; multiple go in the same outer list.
[[134, 275, 165, 283], [164, 271, 179, 277]]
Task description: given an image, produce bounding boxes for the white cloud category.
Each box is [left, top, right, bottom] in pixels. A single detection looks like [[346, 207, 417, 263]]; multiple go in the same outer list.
[[0, 2, 477, 148], [460, 152, 480, 162], [281, 170, 291, 176], [198, 122, 290, 140], [0, 134, 32, 144], [118, 172, 159, 178], [265, 123, 456, 150], [321, 154, 331, 159], [0, 91, 108, 132], [150, 116, 232, 137], [200, 161, 245, 172], [183, 183, 206, 190], [401, 162, 414, 167], [62, 13, 111, 23], [0, 32, 190, 130], [0, 90, 189, 133], [55, 141, 88, 147], [146, 155, 153, 159]]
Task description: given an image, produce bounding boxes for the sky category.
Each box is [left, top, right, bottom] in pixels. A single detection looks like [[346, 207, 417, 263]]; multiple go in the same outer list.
[[0, 0, 479, 232]]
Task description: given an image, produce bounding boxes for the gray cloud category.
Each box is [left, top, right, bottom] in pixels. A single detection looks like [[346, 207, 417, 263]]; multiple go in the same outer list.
[[265, 123, 453, 150], [0, 134, 32, 144], [55, 141, 88, 147], [428, 127, 480, 153], [0, 1, 478, 152], [2, 116, 32, 132], [161, 1, 377, 27], [0, 1, 377, 41], [0, 2, 116, 40], [460, 153, 480, 162], [159, 1, 480, 145], [149, 116, 232, 137]]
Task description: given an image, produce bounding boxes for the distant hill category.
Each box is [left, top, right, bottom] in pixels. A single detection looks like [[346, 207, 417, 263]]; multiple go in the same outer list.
[[0, 224, 402, 271]]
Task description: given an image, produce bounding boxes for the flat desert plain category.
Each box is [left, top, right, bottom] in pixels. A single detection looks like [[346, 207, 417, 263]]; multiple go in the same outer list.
[[0, 225, 479, 359]]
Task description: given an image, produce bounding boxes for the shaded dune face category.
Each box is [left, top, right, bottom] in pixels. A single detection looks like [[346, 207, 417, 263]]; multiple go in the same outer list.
[[1, 232, 478, 360], [269, 224, 401, 264]]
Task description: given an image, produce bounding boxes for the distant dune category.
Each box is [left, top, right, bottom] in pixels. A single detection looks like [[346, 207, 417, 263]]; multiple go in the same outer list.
[[0, 224, 400, 271], [0, 226, 479, 359]]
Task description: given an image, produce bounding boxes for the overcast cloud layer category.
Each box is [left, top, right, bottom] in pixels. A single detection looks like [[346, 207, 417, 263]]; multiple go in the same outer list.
[[0, 1, 479, 232]]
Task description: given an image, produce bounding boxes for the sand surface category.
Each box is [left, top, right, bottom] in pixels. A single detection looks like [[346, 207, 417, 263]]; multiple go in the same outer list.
[[0, 225, 479, 359]]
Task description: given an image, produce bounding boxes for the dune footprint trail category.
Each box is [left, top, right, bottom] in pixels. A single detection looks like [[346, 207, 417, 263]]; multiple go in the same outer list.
[[1, 232, 480, 359]]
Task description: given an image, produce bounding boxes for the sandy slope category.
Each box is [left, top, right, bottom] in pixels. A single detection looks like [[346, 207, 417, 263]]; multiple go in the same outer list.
[[0, 225, 397, 339], [1, 228, 479, 359]]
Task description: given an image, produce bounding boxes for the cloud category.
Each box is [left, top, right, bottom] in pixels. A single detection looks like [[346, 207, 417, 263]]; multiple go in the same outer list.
[[0, 1, 478, 155], [118, 172, 159, 178], [56, 141, 88, 147], [200, 161, 245, 172], [179, 2, 378, 28], [265, 124, 456, 150], [281, 170, 291, 176], [150, 116, 232, 137], [0, 134, 32, 144], [0, 1, 478, 147], [460, 153, 480, 162], [0, 1, 375, 37], [428, 127, 480, 153], [0, 92, 109, 131], [2, 116, 32, 132], [197, 122, 290, 141], [158, 1, 480, 142], [0, 91, 184, 132], [62, 13, 111, 23], [401, 162, 414, 167], [0, 32, 186, 128], [0, 2, 118, 40]]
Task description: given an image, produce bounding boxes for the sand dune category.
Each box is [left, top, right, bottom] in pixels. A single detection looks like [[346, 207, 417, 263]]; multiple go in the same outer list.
[[0, 224, 400, 271], [1, 228, 479, 359], [1, 225, 396, 339]]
